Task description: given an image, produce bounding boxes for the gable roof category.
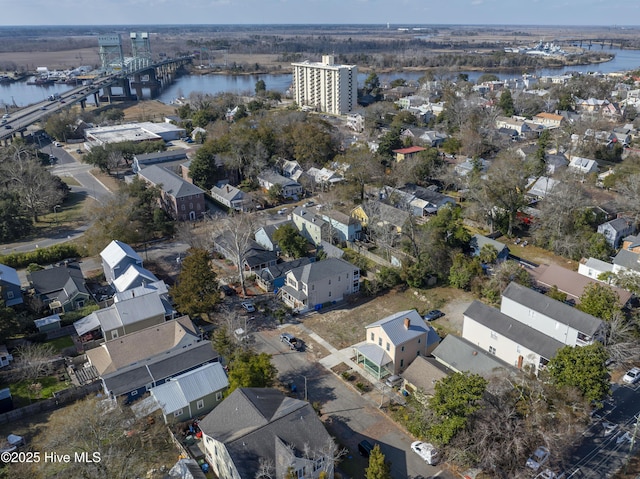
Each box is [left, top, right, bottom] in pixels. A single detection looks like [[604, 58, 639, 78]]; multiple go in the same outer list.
[[465, 300, 565, 360], [258, 258, 313, 283], [100, 240, 142, 268], [288, 258, 356, 285], [392, 146, 427, 155], [113, 279, 169, 303], [401, 356, 451, 395], [138, 165, 205, 199], [198, 388, 332, 479], [613, 248, 640, 272], [150, 362, 229, 414], [86, 316, 199, 375], [366, 309, 438, 346], [535, 263, 632, 305], [101, 341, 218, 396], [502, 282, 603, 336], [0, 264, 20, 288], [600, 217, 634, 233], [470, 234, 509, 255], [28, 262, 88, 299], [432, 334, 516, 377], [112, 264, 159, 293]]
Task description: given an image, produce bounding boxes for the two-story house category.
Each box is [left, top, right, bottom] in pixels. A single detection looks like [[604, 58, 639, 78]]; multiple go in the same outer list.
[[597, 217, 636, 249], [280, 258, 359, 312], [462, 282, 605, 373], [100, 240, 144, 284], [257, 171, 303, 199], [138, 165, 206, 221], [28, 262, 91, 313], [354, 310, 441, 379], [292, 206, 329, 246], [199, 388, 335, 479], [0, 263, 23, 307], [210, 183, 248, 211], [321, 210, 362, 243]]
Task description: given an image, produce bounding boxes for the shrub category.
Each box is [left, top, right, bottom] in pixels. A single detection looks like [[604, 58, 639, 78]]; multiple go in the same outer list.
[[0, 244, 82, 269]]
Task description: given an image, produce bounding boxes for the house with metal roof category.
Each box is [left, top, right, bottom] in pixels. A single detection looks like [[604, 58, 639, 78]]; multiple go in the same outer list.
[[27, 262, 91, 313], [254, 220, 291, 252], [354, 309, 440, 379], [101, 340, 218, 402], [149, 362, 228, 423], [112, 263, 159, 293], [100, 240, 143, 284], [0, 263, 23, 307], [568, 155, 599, 175], [578, 257, 614, 281], [34, 314, 61, 334], [279, 258, 359, 313], [470, 234, 510, 262], [198, 388, 335, 479], [391, 145, 426, 162], [321, 210, 362, 243], [138, 165, 206, 221], [210, 183, 248, 211], [292, 206, 328, 246], [73, 291, 166, 341]]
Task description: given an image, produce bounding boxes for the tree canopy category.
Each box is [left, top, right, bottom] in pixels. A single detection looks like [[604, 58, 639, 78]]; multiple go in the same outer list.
[[171, 247, 220, 319], [273, 223, 308, 258], [226, 349, 278, 395], [577, 282, 622, 321], [365, 444, 391, 479], [545, 343, 610, 403]]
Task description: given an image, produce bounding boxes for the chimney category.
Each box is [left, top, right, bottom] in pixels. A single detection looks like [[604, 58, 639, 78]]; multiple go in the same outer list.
[[226, 185, 230, 193], [404, 318, 410, 329]]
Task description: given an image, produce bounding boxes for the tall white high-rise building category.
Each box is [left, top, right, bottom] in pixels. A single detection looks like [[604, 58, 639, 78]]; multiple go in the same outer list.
[[291, 55, 357, 115]]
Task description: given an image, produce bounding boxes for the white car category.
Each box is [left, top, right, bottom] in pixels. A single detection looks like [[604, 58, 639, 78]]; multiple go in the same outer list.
[[623, 367, 640, 384], [526, 446, 550, 471], [54, 141, 62, 147], [241, 301, 255, 313], [410, 441, 438, 465]]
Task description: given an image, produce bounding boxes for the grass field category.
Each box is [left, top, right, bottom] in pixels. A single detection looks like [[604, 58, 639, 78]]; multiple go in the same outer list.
[[8, 376, 70, 408]]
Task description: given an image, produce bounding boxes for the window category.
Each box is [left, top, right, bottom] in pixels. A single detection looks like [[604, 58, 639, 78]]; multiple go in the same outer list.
[[328, 291, 332, 297], [312, 284, 315, 291], [216, 391, 223, 401], [189, 202, 193, 209], [6, 291, 13, 299], [174, 409, 184, 417], [400, 359, 404, 368], [386, 342, 390, 351], [130, 390, 138, 396], [401, 346, 405, 352], [489, 346, 496, 355], [328, 279, 331, 285], [111, 330, 119, 340], [76, 299, 85, 308], [418, 338, 421, 344], [338, 275, 341, 281], [417, 351, 420, 356], [181, 204, 186, 211], [370, 332, 374, 341], [378, 337, 382, 346], [490, 331, 497, 340], [197, 399, 205, 410]]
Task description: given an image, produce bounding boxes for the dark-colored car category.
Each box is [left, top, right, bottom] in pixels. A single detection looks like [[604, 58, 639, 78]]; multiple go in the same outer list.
[[220, 284, 236, 296], [280, 332, 303, 351], [357, 440, 374, 458], [423, 310, 444, 321]]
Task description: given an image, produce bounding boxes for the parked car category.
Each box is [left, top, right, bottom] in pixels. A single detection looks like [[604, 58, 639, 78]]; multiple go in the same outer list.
[[623, 367, 640, 384], [241, 301, 255, 313], [423, 310, 444, 321], [410, 441, 438, 465], [357, 440, 374, 458], [385, 375, 403, 388], [220, 284, 236, 296], [280, 332, 303, 351], [526, 446, 550, 471], [54, 142, 62, 147]]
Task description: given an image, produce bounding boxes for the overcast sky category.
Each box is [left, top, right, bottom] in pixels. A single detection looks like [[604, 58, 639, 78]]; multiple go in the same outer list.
[[2, 0, 639, 26]]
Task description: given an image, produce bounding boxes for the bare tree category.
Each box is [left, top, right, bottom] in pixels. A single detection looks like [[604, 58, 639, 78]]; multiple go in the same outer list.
[[11, 343, 56, 382], [255, 457, 275, 479], [601, 312, 640, 367]]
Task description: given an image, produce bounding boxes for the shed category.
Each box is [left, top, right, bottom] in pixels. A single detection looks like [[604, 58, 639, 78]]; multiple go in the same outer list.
[[34, 314, 62, 333]]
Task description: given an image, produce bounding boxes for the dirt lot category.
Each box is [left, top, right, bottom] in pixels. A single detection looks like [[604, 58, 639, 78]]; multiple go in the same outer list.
[[304, 286, 474, 350]]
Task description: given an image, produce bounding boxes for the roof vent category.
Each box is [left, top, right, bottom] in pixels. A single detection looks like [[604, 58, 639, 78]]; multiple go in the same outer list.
[[472, 351, 478, 356]]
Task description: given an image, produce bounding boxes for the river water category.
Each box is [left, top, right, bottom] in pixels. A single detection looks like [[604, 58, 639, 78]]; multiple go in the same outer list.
[[2, 47, 640, 108]]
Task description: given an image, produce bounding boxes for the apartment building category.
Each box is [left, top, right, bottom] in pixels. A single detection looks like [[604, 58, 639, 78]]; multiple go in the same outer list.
[[291, 55, 357, 115]]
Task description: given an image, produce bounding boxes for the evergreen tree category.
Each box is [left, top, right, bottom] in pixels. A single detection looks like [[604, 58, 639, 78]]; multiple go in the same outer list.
[[171, 248, 220, 319], [365, 444, 391, 479]]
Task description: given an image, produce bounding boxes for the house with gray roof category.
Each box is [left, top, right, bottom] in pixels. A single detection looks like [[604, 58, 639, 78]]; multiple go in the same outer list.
[[501, 282, 605, 348], [292, 206, 329, 246], [213, 232, 278, 274], [568, 155, 599, 175], [257, 171, 303, 199], [112, 264, 159, 293], [149, 362, 228, 423], [256, 257, 313, 292], [101, 341, 218, 402], [431, 334, 517, 378], [354, 309, 440, 379], [254, 220, 291, 252], [0, 264, 23, 307], [198, 388, 335, 479], [578, 257, 614, 281], [321, 210, 362, 243], [597, 217, 636, 248], [280, 258, 359, 312], [27, 262, 91, 313], [73, 291, 167, 341], [210, 183, 248, 211], [138, 165, 206, 221], [470, 234, 510, 262], [100, 240, 143, 284], [463, 300, 565, 373], [401, 355, 452, 401]]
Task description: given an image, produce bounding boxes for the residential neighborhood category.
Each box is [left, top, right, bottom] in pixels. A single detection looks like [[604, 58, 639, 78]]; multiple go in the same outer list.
[[4, 22, 640, 479]]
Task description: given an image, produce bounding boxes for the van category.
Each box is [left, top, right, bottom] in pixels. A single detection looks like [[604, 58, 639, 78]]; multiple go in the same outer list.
[[357, 440, 374, 458]]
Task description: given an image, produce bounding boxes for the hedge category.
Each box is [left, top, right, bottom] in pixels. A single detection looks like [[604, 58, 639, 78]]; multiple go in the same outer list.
[[0, 244, 82, 269]]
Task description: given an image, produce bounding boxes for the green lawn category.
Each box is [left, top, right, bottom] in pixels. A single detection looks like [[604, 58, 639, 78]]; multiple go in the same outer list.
[[9, 376, 70, 407], [46, 336, 74, 352]]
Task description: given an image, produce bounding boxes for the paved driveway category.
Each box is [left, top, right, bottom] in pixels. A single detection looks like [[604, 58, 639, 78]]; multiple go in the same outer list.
[[253, 329, 454, 479]]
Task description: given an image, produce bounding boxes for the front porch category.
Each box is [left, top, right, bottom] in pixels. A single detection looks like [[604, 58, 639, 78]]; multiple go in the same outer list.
[[353, 343, 393, 380]]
